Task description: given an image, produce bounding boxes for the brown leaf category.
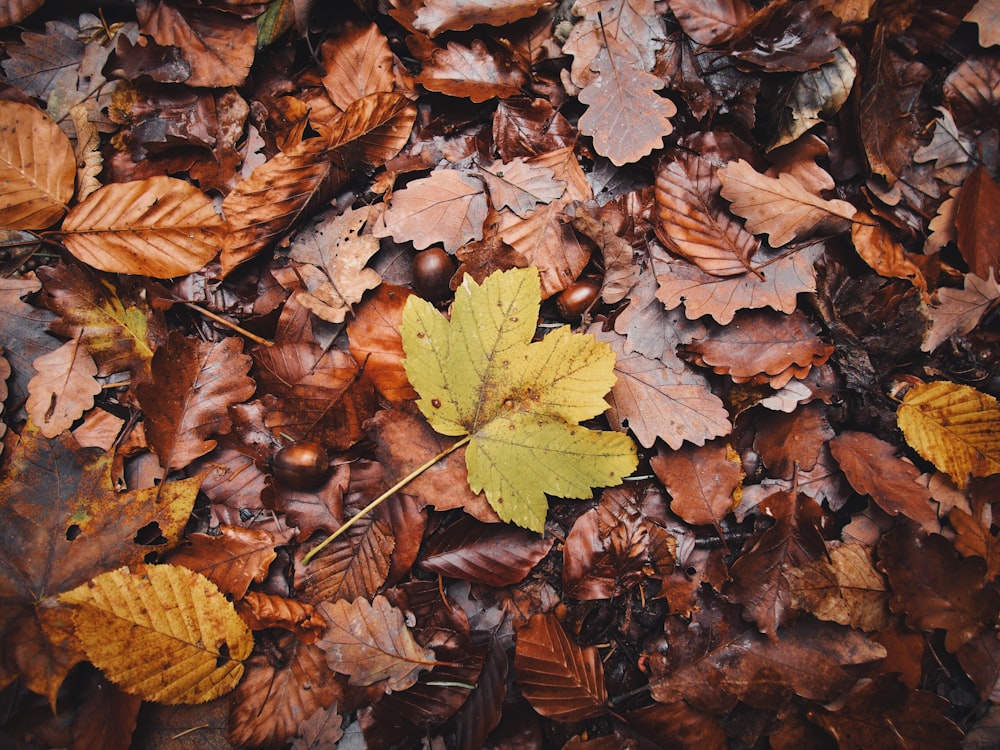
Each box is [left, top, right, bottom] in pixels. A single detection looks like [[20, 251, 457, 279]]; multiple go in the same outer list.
[[228, 634, 342, 748], [725, 491, 826, 637], [956, 165, 1000, 281], [878, 524, 1000, 652], [137, 332, 255, 472], [295, 512, 394, 604], [684, 309, 834, 389], [0, 275, 59, 407], [25, 334, 100, 438], [771, 45, 856, 151], [577, 50, 676, 167], [420, 514, 553, 587], [718, 158, 857, 247], [292, 704, 344, 750], [830, 431, 940, 531], [166, 525, 278, 599], [965, 0, 1000, 47], [415, 37, 529, 103], [412, 0, 551, 36], [950, 506, 1000, 581], [236, 591, 326, 643], [62, 176, 225, 278], [651, 442, 741, 531], [477, 157, 565, 218], [514, 613, 607, 722], [595, 327, 731, 449], [922, 271, 1000, 353], [347, 284, 419, 402], [374, 169, 488, 253], [730, 0, 841, 72], [753, 402, 834, 478], [320, 23, 396, 110], [136, 0, 257, 87], [69, 671, 141, 750], [493, 98, 576, 161], [0, 0, 44, 26], [0, 101, 75, 229], [0, 426, 201, 704], [562, 0, 664, 89], [566, 201, 638, 304], [316, 595, 438, 692], [654, 151, 759, 276], [851, 215, 929, 299], [670, 0, 751, 45]]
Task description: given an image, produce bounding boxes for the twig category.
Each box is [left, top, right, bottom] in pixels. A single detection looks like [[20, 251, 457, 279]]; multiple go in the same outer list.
[[184, 302, 274, 347]]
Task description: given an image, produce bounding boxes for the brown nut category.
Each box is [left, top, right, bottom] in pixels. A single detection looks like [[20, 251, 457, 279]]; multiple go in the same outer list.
[[556, 277, 602, 320], [272, 440, 329, 490], [412, 248, 456, 302]]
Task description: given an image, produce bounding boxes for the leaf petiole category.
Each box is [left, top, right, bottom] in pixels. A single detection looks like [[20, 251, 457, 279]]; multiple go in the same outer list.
[[302, 434, 472, 565]]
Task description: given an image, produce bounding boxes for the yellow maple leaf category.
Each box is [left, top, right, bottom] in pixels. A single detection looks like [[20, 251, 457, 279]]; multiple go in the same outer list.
[[401, 267, 637, 532], [897, 381, 1000, 488]]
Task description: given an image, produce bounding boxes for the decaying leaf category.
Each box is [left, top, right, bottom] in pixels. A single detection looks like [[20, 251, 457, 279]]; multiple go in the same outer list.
[[897, 381, 1000, 488], [60, 564, 252, 704], [26, 333, 101, 438], [402, 267, 637, 532]]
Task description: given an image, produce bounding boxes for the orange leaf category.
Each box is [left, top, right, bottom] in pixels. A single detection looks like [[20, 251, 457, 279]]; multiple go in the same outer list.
[[62, 176, 225, 277], [167, 525, 279, 599], [415, 37, 528, 103], [347, 283, 418, 402], [25, 334, 100, 438], [651, 442, 741, 530], [0, 101, 75, 229], [321, 23, 397, 109]]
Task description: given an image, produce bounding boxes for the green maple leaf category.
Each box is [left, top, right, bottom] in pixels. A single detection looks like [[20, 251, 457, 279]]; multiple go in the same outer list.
[[401, 267, 637, 532]]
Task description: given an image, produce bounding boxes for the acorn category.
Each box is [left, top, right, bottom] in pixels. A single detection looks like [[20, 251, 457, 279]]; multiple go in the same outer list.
[[556, 277, 602, 320], [412, 248, 456, 302], [272, 440, 330, 491]]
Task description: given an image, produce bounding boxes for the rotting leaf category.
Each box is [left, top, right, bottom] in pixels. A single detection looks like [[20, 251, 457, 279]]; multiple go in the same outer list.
[[402, 267, 637, 532]]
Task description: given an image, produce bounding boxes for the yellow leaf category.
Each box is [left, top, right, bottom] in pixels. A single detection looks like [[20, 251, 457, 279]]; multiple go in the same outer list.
[[897, 381, 1000, 488], [60, 564, 253, 704], [402, 267, 637, 532]]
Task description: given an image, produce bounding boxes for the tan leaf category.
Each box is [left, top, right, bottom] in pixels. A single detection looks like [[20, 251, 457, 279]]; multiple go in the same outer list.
[[950, 507, 1000, 582], [923, 272, 1000, 352], [478, 158, 565, 218], [830, 431, 940, 532], [292, 704, 344, 750], [965, 0, 1000, 48], [413, 0, 551, 36], [654, 240, 825, 325], [316, 595, 438, 692], [62, 176, 225, 278], [851, 216, 929, 299], [650, 442, 741, 531], [289, 205, 382, 324], [771, 45, 857, 151], [26, 334, 101, 438], [654, 152, 760, 277], [897, 381, 1000, 488], [787, 543, 890, 631], [0, 101, 75, 229], [0, 0, 45, 26], [374, 169, 488, 253], [167, 526, 278, 599], [670, 0, 751, 45], [595, 328, 731, 450], [68, 104, 102, 202], [718, 159, 857, 247], [956, 165, 1000, 281], [578, 50, 676, 167], [416, 38, 529, 103], [136, 0, 256, 87], [60, 565, 253, 704], [320, 23, 396, 110], [136, 332, 256, 472], [562, 0, 664, 88]]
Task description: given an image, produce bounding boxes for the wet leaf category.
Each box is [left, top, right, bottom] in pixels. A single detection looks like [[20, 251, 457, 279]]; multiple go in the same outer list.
[[402, 267, 637, 531], [670, 0, 751, 45], [60, 564, 252, 704], [415, 38, 529, 103]]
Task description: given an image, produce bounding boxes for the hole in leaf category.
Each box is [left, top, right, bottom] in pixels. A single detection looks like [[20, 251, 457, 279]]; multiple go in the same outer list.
[[216, 643, 231, 668], [134, 521, 166, 546], [65, 524, 81, 541]]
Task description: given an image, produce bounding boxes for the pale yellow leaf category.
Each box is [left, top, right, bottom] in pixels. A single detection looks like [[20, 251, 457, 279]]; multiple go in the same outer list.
[[60, 564, 253, 704]]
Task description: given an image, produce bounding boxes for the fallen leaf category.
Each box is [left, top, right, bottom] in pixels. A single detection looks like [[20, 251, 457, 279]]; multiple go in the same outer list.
[[293, 704, 344, 750], [950, 507, 1000, 582], [771, 45, 856, 151], [26, 334, 101, 438], [61, 176, 225, 278], [896, 381, 1000, 488], [0, 0, 44, 26], [402, 267, 637, 532], [922, 272, 1000, 353], [0, 101, 75, 229], [296, 511, 394, 604], [965, 0, 1000, 47], [478, 157, 565, 218], [320, 23, 396, 109], [316, 595, 438, 692], [236, 591, 326, 643], [956, 165, 1000, 281], [166, 525, 278, 599], [415, 37, 529, 103], [669, 0, 751, 45], [412, 0, 551, 36], [69, 103, 103, 202], [730, 0, 841, 72], [60, 564, 252, 704], [514, 613, 607, 721], [851, 215, 929, 298], [347, 283, 419, 402], [650, 442, 741, 531]]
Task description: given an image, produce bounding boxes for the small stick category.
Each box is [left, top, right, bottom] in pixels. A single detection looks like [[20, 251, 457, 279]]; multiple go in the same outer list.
[[184, 302, 274, 347]]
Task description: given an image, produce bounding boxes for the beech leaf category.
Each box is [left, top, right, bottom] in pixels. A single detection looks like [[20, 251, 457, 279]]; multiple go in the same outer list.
[[897, 381, 1000, 488], [401, 267, 638, 532], [60, 564, 253, 704]]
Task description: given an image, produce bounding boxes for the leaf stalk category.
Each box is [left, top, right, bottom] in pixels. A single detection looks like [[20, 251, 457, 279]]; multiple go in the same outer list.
[[302, 434, 472, 565]]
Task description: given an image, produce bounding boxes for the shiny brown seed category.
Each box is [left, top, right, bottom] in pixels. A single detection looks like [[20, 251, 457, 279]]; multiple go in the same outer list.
[[272, 440, 329, 490]]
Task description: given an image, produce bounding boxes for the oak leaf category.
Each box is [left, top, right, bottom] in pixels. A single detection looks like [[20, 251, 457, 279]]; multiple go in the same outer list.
[[0, 275, 59, 407], [415, 37, 529, 103], [412, 0, 551, 36], [0, 101, 75, 229], [718, 158, 857, 247], [922, 272, 1000, 353], [478, 157, 565, 218], [26, 333, 101, 438], [650, 442, 741, 532], [402, 267, 637, 532], [316, 595, 438, 692], [61, 176, 225, 278], [60, 564, 252, 704], [166, 525, 279, 599], [897, 381, 1000, 488], [669, 0, 751, 45]]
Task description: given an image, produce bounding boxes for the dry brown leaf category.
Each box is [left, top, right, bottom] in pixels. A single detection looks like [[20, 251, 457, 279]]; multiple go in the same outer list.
[[477, 157, 565, 218], [654, 152, 759, 277], [415, 38, 529, 103], [316, 595, 438, 692], [347, 283, 418, 402], [0, 101, 75, 229], [289, 205, 382, 323], [236, 592, 326, 643], [965, 0, 1000, 47], [851, 215, 929, 299], [922, 272, 1000, 350], [0, 0, 44, 26], [295, 512, 394, 604], [956, 165, 1000, 281], [413, 0, 551, 36], [62, 176, 225, 278], [26, 334, 101, 438], [650, 442, 741, 531], [718, 159, 857, 247], [69, 103, 102, 202], [772, 45, 857, 151], [562, 0, 664, 89], [166, 526, 278, 599], [60, 564, 253, 704], [320, 23, 397, 110], [670, 0, 751, 45]]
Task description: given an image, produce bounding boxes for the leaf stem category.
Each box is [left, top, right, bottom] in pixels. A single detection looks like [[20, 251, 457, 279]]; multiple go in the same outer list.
[[302, 434, 472, 565]]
